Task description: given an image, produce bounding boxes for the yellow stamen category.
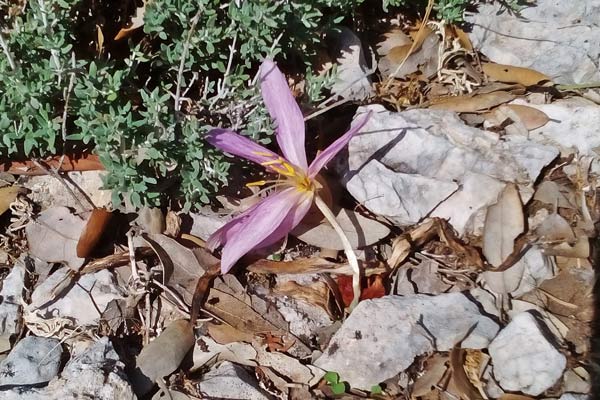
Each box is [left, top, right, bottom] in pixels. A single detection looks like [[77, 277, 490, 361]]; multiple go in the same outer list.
[[246, 180, 267, 187]]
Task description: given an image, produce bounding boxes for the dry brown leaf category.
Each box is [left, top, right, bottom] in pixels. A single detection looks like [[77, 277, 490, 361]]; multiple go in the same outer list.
[[144, 233, 216, 304], [482, 62, 552, 86], [133, 320, 195, 396], [379, 29, 440, 79], [429, 91, 515, 113], [114, 3, 146, 40], [274, 280, 331, 316], [292, 207, 390, 250], [76, 208, 113, 258], [412, 353, 448, 397], [448, 25, 473, 51], [499, 395, 536, 400], [247, 257, 386, 276], [534, 181, 576, 209], [2, 154, 104, 175], [535, 213, 576, 243], [0, 185, 21, 216], [482, 184, 524, 267], [502, 104, 549, 130], [449, 348, 483, 400], [205, 276, 311, 357], [376, 29, 412, 56]]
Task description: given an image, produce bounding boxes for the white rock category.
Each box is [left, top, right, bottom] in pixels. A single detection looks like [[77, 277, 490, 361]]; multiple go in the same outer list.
[[24, 171, 111, 210], [489, 312, 566, 395], [0, 338, 135, 400], [559, 394, 590, 400], [0, 259, 25, 351], [29, 268, 126, 326], [0, 336, 62, 386], [314, 293, 499, 390], [330, 27, 374, 101], [198, 361, 270, 400], [342, 105, 557, 235], [466, 0, 600, 84], [514, 99, 600, 157]]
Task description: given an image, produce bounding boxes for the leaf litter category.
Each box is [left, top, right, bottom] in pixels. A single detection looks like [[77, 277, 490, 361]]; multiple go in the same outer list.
[[0, 6, 597, 400]]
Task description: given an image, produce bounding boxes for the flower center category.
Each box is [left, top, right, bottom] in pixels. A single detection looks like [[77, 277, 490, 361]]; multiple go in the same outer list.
[[247, 153, 316, 193]]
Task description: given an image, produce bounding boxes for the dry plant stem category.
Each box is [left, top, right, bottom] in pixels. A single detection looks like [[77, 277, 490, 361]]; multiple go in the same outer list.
[[31, 159, 93, 212], [57, 53, 77, 171], [382, 0, 434, 90], [314, 194, 361, 310], [174, 10, 201, 112], [304, 98, 349, 122], [0, 33, 16, 71], [126, 230, 141, 282]]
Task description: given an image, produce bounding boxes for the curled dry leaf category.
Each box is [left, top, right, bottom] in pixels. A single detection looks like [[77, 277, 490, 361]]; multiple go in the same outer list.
[[0, 185, 22, 216], [450, 347, 484, 400], [274, 280, 332, 317], [76, 208, 113, 258], [482, 62, 552, 86], [247, 257, 386, 276], [133, 319, 195, 396], [337, 274, 386, 307], [429, 91, 516, 113]]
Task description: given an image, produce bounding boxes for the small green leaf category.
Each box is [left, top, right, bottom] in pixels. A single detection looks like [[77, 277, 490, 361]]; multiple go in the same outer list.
[[324, 371, 339, 384], [331, 382, 346, 395], [371, 384, 383, 394]]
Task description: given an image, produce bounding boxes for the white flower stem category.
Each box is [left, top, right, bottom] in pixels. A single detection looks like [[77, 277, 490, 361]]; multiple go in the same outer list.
[[314, 194, 361, 311]]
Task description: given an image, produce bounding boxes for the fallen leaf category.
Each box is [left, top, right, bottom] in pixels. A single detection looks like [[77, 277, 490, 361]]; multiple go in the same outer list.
[[503, 104, 549, 130], [379, 29, 440, 79], [0, 185, 22, 216], [247, 257, 386, 276], [482, 62, 552, 86], [254, 344, 325, 386], [535, 213, 576, 243], [274, 280, 332, 317], [450, 347, 484, 400], [337, 274, 386, 307], [429, 91, 515, 113], [144, 234, 215, 304], [448, 25, 473, 51], [412, 353, 448, 397], [165, 211, 181, 237], [114, 3, 146, 40], [192, 336, 257, 371], [205, 276, 311, 357], [133, 319, 195, 396], [534, 181, 576, 209], [376, 29, 412, 56], [292, 207, 390, 250], [76, 208, 113, 258], [26, 207, 86, 270], [482, 184, 524, 267]]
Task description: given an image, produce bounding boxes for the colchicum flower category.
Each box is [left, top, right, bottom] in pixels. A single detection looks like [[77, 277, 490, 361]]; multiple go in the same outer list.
[[206, 59, 370, 274]]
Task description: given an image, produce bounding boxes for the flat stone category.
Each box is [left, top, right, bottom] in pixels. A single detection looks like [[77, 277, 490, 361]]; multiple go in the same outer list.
[[0, 336, 62, 386], [341, 105, 557, 235], [0, 338, 135, 399], [0, 259, 25, 351], [189, 208, 230, 241], [314, 293, 499, 390], [198, 361, 271, 400], [29, 268, 126, 326], [489, 312, 566, 395], [466, 0, 600, 84]]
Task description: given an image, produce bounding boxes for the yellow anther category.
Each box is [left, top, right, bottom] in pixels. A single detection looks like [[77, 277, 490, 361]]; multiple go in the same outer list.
[[246, 180, 267, 187], [252, 151, 275, 157]]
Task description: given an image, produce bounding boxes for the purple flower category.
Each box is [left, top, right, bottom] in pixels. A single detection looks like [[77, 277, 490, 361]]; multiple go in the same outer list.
[[206, 59, 371, 274]]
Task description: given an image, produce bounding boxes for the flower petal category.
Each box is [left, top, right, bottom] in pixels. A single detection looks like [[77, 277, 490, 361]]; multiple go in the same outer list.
[[216, 188, 313, 274], [307, 111, 372, 177], [260, 59, 308, 170], [206, 128, 280, 166]]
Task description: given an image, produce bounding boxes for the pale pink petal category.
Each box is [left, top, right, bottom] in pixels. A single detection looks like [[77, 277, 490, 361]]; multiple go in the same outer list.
[[206, 128, 279, 166], [260, 59, 308, 170], [217, 188, 313, 274], [307, 111, 372, 177], [206, 200, 262, 251]]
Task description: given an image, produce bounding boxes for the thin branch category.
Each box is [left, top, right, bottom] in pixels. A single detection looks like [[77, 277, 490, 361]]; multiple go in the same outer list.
[[57, 52, 76, 171], [174, 10, 202, 112], [0, 32, 16, 71], [31, 159, 92, 212]]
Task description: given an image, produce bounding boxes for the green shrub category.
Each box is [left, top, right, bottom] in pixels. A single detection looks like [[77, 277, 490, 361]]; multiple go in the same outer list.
[[0, 0, 509, 209]]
